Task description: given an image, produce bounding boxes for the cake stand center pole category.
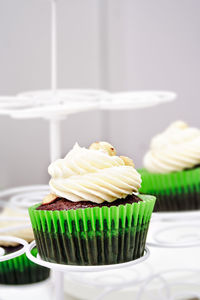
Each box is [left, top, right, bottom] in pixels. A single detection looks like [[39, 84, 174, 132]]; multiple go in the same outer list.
[[52, 270, 64, 300], [50, 1, 64, 298], [49, 0, 63, 163], [50, 118, 62, 162]]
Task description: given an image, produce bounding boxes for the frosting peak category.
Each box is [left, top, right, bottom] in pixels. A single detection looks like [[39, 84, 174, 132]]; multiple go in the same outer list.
[[48, 142, 141, 204], [144, 121, 200, 173], [170, 120, 188, 129], [89, 141, 116, 156]]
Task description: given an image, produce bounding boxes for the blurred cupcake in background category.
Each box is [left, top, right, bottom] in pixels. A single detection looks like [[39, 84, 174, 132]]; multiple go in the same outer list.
[[29, 142, 156, 266], [0, 206, 50, 285], [139, 121, 200, 212]]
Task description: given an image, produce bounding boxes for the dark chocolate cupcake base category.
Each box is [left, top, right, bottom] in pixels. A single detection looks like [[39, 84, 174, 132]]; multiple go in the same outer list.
[[37, 193, 141, 211]]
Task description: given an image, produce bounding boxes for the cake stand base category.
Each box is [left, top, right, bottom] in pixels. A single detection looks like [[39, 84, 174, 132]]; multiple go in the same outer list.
[[26, 241, 150, 300]]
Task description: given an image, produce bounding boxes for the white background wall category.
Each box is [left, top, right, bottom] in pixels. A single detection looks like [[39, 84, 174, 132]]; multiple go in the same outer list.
[[0, 0, 199, 188]]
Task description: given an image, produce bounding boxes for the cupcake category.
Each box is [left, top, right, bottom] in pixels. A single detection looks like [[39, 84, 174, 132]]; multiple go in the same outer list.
[[29, 142, 156, 266], [0, 207, 50, 284], [139, 121, 200, 212]]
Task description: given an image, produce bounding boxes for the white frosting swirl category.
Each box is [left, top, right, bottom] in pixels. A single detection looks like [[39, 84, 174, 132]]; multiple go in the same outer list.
[[49, 143, 141, 203], [144, 121, 200, 173]]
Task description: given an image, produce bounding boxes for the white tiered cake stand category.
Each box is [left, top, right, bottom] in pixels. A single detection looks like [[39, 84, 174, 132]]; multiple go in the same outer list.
[[0, 188, 152, 300], [26, 243, 150, 300], [0, 1, 179, 300]]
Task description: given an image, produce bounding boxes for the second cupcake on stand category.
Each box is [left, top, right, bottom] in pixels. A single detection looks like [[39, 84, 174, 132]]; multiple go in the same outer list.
[[139, 121, 200, 212]]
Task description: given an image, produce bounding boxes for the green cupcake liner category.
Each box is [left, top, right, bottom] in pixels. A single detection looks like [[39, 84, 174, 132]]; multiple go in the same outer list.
[[0, 248, 50, 285], [29, 195, 155, 266], [139, 167, 200, 212]]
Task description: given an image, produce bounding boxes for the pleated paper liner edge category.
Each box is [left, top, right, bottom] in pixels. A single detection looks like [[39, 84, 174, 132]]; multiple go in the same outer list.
[[29, 194, 156, 265]]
